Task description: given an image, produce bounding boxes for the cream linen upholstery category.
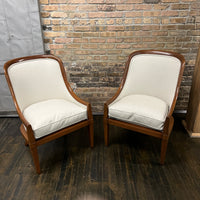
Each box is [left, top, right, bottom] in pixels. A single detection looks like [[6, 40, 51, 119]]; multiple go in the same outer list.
[[7, 58, 88, 138], [109, 94, 169, 131], [113, 54, 181, 107], [4, 55, 94, 174], [7, 58, 84, 111], [104, 50, 185, 165], [108, 53, 181, 131], [23, 99, 87, 139]]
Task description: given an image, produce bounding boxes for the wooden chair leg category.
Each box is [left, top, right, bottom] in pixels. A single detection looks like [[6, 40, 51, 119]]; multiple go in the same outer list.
[[29, 144, 41, 174], [89, 121, 94, 148], [160, 137, 169, 165], [104, 118, 109, 146], [24, 139, 29, 146]]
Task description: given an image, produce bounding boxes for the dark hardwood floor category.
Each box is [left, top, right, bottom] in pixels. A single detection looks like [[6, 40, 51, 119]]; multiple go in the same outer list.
[[0, 116, 200, 200]]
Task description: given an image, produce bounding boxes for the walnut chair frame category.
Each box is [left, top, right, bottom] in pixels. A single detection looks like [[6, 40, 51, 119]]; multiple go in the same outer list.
[[4, 55, 94, 174], [104, 50, 185, 164]]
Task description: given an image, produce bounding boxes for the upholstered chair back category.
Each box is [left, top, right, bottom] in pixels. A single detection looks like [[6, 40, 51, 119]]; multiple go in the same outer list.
[[7, 58, 78, 111], [116, 53, 182, 107]]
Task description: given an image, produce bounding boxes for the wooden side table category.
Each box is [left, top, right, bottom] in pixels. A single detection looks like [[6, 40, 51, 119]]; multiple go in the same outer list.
[[182, 46, 200, 137]]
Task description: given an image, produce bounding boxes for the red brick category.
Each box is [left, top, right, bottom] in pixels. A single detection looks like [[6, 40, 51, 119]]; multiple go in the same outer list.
[[106, 19, 115, 25], [171, 4, 190, 10], [107, 38, 124, 43], [154, 5, 169, 10], [134, 31, 151, 36], [107, 26, 125, 31], [143, 11, 161, 17], [189, 30, 200, 36], [161, 11, 179, 16], [51, 12, 68, 18], [54, 50, 66, 55], [117, 31, 134, 37], [60, 5, 78, 11], [69, 13, 87, 19], [125, 12, 142, 17], [152, 31, 168, 36], [49, 0, 66, 2], [91, 26, 107, 32], [66, 44, 81, 48], [83, 32, 99, 37], [116, 4, 133, 11], [49, 44, 64, 49], [143, 37, 157, 42], [44, 31, 65, 37], [100, 32, 116, 37], [51, 19, 61, 25], [42, 5, 59, 11], [98, 4, 116, 11], [99, 44, 115, 49], [52, 26, 68, 31], [90, 38, 106, 43], [39, 0, 198, 113], [73, 38, 89, 43], [88, 12, 106, 18], [79, 5, 97, 11], [40, 0, 48, 4], [143, 25, 160, 30], [87, 0, 104, 3], [68, 0, 85, 2], [82, 44, 98, 49], [124, 38, 141, 43], [126, 0, 143, 3], [116, 44, 131, 49], [74, 26, 91, 32], [41, 12, 50, 18], [55, 38, 72, 43], [191, 3, 200, 9], [105, 0, 124, 3], [134, 18, 143, 24], [106, 12, 124, 18], [67, 33, 82, 38], [162, 0, 179, 2], [134, 5, 152, 10], [170, 18, 186, 23], [90, 50, 107, 55], [107, 50, 122, 54], [182, 0, 197, 2]]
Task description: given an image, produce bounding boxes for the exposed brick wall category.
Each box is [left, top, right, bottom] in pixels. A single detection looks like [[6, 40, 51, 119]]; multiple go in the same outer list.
[[39, 0, 200, 114]]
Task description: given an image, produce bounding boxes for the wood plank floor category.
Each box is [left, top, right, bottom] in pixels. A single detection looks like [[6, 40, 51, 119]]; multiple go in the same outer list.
[[0, 116, 200, 200]]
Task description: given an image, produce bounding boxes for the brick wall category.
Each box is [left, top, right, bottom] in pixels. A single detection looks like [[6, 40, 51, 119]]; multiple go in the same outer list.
[[39, 0, 200, 114]]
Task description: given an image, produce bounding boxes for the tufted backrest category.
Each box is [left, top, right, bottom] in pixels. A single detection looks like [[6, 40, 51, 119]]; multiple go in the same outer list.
[[115, 52, 183, 107], [6, 57, 77, 111]]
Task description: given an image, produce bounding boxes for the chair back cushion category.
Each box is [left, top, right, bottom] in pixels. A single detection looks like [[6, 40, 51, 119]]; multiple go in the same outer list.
[[7, 58, 77, 111], [117, 54, 181, 107]]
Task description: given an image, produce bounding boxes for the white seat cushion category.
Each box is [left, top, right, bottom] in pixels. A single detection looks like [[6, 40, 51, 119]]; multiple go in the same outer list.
[[23, 99, 87, 139], [108, 94, 169, 131]]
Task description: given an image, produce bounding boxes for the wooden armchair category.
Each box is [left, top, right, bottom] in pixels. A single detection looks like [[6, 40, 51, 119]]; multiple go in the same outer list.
[[4, 55, 94, 174], [104, 50, 185, 164]]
